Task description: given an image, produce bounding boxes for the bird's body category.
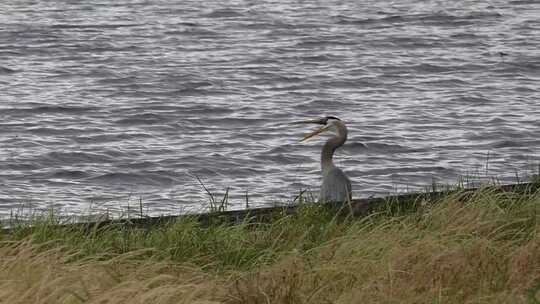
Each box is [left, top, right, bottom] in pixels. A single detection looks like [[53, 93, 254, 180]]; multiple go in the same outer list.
[[296, 116, 352, 203], [319, 118, 351, 202], [320, 166, 352, 203]]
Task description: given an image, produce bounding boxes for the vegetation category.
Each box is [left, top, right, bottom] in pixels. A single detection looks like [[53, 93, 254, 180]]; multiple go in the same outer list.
[[0, 184, 539, 303]]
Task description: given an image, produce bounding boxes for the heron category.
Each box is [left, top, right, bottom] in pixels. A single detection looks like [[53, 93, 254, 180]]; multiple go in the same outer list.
[[294, 116, 352, 203]]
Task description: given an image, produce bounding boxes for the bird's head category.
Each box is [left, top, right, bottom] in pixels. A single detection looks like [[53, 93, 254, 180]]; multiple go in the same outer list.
[[292, 116, 343, 142]]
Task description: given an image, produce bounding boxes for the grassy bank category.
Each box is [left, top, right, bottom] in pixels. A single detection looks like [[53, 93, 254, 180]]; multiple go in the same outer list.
[[0, 185, 539, 303]]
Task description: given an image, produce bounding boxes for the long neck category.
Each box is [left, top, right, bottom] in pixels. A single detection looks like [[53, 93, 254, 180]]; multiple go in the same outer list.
[[321, 122, 347, 173]]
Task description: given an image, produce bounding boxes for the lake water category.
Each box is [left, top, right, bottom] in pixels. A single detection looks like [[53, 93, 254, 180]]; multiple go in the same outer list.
[[1, 0, 539, 217]]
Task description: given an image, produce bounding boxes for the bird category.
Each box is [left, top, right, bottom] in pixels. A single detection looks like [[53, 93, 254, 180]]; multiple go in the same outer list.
[[294, 116, 352, 203]]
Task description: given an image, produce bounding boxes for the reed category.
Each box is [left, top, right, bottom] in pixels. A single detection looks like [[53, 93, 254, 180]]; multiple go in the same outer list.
[[0, 184, 539, 303]]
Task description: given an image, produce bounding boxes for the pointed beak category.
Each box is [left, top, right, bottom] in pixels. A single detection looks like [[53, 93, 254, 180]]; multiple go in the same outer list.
[[290, 118, 329, 142], [300, 125, 331, 142], [289, 118, 325, 125]]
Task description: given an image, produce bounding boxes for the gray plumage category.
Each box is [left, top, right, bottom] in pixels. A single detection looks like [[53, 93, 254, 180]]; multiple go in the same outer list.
[[320, 166, 352, 203], [318, 119, 352, 203], [295, 116, 353, 203]]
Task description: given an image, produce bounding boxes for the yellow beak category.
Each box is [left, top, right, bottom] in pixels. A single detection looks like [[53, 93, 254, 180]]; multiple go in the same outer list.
[[300, 125, 331, 142]]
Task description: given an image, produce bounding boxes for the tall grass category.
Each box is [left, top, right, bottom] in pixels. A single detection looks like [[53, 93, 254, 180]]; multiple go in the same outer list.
[[0, 185, 539, 303]]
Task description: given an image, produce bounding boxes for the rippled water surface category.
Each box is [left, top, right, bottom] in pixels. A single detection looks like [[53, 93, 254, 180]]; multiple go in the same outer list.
[[1, 0, 540, 216]]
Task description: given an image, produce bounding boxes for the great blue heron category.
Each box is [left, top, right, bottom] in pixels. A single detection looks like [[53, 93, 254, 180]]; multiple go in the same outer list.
[[295, 116, 352, 203]]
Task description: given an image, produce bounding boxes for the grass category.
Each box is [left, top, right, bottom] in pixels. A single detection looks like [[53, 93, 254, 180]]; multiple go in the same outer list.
[[0, 184, 539, 303]]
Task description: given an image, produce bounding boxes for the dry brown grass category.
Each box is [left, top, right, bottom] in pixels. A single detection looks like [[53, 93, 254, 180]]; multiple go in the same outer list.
[[1, 187, 539, 303], [0, 241, 227, 304]]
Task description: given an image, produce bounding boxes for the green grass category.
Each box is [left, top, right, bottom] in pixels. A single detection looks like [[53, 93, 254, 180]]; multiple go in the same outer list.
[[0, 184, 539, 303]]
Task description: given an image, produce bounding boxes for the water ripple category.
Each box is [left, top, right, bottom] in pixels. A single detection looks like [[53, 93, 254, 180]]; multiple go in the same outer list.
[[0, 0, 539, 217]]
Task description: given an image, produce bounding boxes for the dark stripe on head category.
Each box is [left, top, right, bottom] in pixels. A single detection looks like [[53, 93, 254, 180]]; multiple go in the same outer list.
[[325, 116, 341, 121]]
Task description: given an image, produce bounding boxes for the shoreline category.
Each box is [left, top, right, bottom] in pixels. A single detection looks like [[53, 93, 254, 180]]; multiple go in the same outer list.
[[4, 181, 538, 233]]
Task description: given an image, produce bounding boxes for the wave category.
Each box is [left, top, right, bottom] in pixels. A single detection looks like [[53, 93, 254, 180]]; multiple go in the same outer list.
[[88, 172, 178, 186], [203, 9, 245, 18], [0, 66, 17, 74], [335, 11, 502, 26]]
